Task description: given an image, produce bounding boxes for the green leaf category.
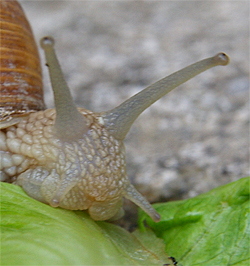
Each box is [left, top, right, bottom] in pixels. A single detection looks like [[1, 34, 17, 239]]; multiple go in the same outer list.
[[139, 177, 250, 266], [0, 182, 174, 266]]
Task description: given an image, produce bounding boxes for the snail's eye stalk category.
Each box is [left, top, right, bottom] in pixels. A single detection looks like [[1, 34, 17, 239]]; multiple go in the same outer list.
[[103, 53, 230, 140], [40, 36, 88, 141]]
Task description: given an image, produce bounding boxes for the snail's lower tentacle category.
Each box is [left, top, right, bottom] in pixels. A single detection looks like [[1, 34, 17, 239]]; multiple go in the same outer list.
[[124, 183, 161, 222]]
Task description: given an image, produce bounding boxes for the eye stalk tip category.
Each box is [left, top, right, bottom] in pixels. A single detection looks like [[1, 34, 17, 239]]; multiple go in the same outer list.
[[40, 36, 55, 49], [153, 212, 161, 222], [213, 52, 230, 66]]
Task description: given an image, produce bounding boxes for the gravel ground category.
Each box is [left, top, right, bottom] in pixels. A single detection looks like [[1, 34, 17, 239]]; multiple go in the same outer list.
[[20, 0, 249, 229]]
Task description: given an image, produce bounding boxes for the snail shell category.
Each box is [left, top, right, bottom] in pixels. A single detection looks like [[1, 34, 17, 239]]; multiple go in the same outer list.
[[0, 0, 45, 125], [0, 0, 229, 222]]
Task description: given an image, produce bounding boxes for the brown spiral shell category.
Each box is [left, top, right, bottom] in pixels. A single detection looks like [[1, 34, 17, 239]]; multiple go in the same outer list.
[[0, 0, 45, 123]]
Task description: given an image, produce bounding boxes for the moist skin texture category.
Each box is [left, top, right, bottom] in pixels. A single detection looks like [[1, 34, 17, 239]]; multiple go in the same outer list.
[[0, 108, 130, 221], [1, 35, 229, 222]]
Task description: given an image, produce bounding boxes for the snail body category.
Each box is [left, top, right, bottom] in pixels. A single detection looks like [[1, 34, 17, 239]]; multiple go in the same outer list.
[[0, 0, 230, 222]]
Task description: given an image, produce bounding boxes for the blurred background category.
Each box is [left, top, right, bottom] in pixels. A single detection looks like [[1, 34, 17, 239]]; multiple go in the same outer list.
[[20, 0, 249, 229]]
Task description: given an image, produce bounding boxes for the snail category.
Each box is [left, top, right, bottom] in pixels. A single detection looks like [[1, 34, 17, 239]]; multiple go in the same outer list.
[[0, 0, 230, 222]]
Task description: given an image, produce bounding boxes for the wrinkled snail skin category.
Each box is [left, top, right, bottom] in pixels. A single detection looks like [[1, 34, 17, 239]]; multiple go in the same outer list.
[[0, 1, 230, 222]]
